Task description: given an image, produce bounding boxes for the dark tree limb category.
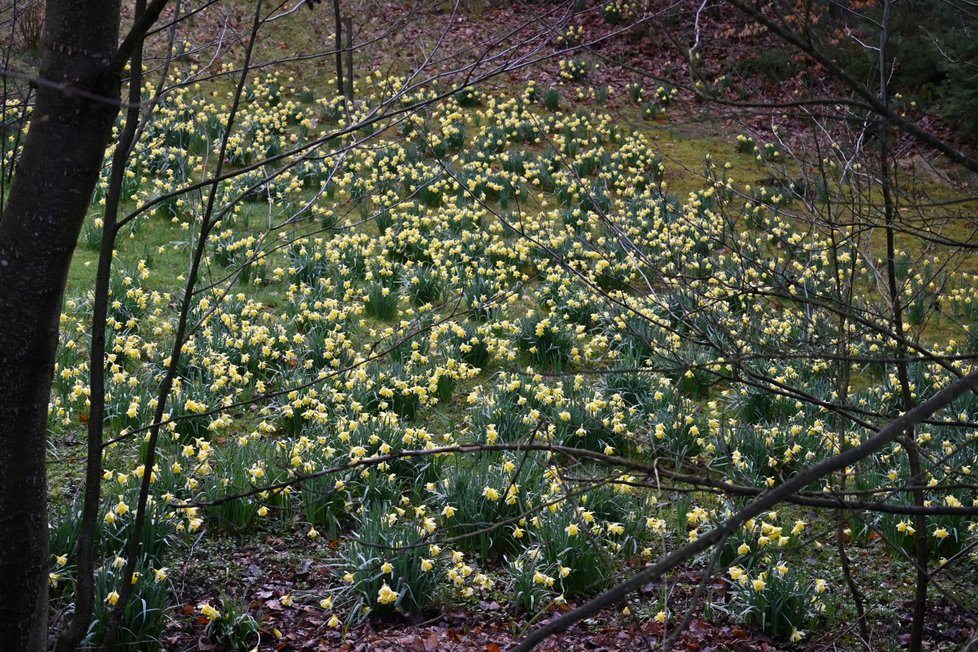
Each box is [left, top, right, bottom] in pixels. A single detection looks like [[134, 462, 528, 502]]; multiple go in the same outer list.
[[0, 1, 122, 649]]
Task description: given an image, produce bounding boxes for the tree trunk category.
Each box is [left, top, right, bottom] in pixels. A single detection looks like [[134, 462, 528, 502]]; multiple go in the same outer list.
[[0, 2, 121, 649]]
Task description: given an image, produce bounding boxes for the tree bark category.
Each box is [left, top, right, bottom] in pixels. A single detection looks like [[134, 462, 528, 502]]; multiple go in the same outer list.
[[0, 2, 121, 649], [333, 0, 345, 98]]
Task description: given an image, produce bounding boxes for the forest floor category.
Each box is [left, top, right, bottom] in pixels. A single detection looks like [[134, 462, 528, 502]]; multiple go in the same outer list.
[[160, 520, 976, 651], [157, 3, 975, 649], [30, 0, 978, 650]]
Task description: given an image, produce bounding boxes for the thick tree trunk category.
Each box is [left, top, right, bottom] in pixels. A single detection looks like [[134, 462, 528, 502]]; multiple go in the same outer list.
[[0, 2, 120, 649]]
